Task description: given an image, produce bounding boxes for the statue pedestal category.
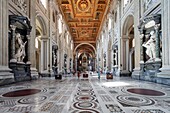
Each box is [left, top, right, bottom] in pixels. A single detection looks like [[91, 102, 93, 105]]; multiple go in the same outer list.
[[112, 65, 118, 76], [30, 67, 39, 79], [139, 61, 161, 82], [156, 66, 170, 85], [52, 66, 58, 75], [55, 74, 62, 79], [132, 67, 140, 80], [9, 62, 31, 82]]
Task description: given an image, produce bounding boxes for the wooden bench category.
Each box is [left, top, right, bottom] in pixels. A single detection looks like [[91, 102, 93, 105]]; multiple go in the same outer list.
[[55, 74, 62, 79], [83, 74, 88, 78], [106, 73, 113, 79]]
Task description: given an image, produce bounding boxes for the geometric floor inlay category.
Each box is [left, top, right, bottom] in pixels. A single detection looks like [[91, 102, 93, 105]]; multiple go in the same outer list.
[[106, 104, 124, 112], [69, 81, 102, 113], [133, 109, 166, 113], [127, 88, 165, 96], [0, 74, 170, 113]]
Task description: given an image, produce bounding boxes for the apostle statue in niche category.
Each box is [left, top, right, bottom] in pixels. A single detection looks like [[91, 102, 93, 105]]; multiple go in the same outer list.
[[142, 30, 156, 61], [15, 33, 27, 62], [52, 50, 57, 66]]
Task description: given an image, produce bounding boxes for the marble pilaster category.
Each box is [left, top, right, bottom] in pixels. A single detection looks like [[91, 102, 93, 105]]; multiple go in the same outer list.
[[154, 24, 161, 61], [40, 36, 48, 73], [132, 0, 141, 78], [26, 35, 31, 64], [49, 0, 54, 73], [139, 33, 144, 63], [75, 52, 78, 72], [10, 25, 17, 62], [121, 35, 129, 71], [157, 0, 170, 78], [0, 0, 14, 85], [117, 0, 121, 76], [29, 0, 38, 77]]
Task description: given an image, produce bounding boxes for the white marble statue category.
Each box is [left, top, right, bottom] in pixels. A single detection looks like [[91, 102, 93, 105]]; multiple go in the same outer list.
[[142, 31, 156, 61], [15, 33, 27, 62]]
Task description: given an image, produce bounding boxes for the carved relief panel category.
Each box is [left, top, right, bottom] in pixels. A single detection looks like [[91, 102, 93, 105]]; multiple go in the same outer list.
[[11, 0, 29, 14], [143, 0, 159, 11]]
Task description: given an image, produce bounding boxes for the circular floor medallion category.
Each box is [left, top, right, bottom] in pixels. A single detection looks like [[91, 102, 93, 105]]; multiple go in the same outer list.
[[2, 89, 41, 97], [75, 95, 95, 101], [117, 95, 155, 106], [77, 92, 93, 96], [127, 88, 165, 96], [18, 96, 47, 104], [73, 101, 98, 109], [79, 89, 93, 92], [79, 102, 92, 108], [71, 109, 100, 113]]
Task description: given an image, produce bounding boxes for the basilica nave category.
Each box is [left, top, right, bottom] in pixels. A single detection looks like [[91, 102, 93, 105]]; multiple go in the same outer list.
[[0, 0, 170, 113]]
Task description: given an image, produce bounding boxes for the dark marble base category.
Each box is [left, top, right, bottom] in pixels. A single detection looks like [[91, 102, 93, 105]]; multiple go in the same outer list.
[[9, 62, 31, 82], [120, 70, 131, 76], [55, 74, 62, 79], [39, 73, 52, 77], [0, 78, 15, 86], [132, 75, 170, 85], [156, 77, 170, 85], [131, 61, 170, 85]]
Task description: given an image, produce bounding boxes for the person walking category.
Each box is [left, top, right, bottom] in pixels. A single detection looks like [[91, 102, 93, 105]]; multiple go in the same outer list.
[[98, 69, 100, 80], [77, 71, 80, 79]]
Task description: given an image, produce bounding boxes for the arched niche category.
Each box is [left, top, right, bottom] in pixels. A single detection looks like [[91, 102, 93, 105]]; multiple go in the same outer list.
[[121, 15, 135, 75]]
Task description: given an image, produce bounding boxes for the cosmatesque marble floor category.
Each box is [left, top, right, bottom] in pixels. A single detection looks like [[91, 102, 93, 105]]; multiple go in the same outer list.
[[0, 72, 170, 113]]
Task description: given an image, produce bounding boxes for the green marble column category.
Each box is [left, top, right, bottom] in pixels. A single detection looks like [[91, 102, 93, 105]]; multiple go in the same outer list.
[[10, 25, 17, 62], [154, 24, 161, 61], [139, 28, 144, 63], [26, 35, 31, 64]]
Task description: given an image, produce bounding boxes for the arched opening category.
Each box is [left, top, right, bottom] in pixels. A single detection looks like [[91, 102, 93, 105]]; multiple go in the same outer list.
[[74, 44, 95, 72], [35, 29, 41, 72], [77, 52, 92, 72], [35, 15, 47, 74], [121, 15, 135, 76]]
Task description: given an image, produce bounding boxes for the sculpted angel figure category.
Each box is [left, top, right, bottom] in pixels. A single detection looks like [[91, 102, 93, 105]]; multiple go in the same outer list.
[[15, 33, 27, 62], [142, 30, 156, 61]]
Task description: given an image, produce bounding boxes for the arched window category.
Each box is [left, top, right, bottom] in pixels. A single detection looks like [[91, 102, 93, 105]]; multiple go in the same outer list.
[[58, 17, 62, 34], [35, 36, 40, 49], [124, 0, 128, 7], [102, 35, 104, 42], [66, 34, 69, 44], [132, 39, 135, 47], [71, 42, 73, 50], [108, 18, 112, 31]]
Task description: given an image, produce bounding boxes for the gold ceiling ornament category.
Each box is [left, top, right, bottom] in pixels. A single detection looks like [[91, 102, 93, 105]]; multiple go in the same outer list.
[[76, 0, 91, 12], [59, 0, 110, 53], [80, 30, 89, 37]]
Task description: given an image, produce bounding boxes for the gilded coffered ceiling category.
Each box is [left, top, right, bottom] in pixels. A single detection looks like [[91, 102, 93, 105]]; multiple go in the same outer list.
[[58, 0, 111, 51]]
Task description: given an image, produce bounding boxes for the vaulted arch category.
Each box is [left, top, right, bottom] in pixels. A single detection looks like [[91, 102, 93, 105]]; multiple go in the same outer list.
[[36, 12, 48, 36], [74, 43, 96, 54]]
